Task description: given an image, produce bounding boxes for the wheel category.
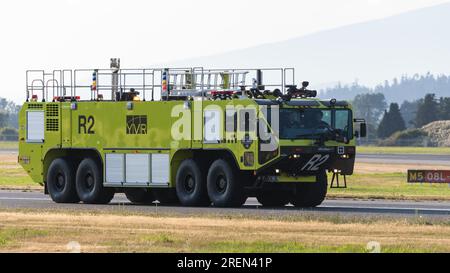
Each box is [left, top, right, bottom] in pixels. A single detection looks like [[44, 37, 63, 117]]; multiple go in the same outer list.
[[124, 188, 155, 204], [75, 158, 115, 204], [207, 159, 246, 207], [256, 191, 290, 207], [46, 158, 79, 203], [291, 171, 328, 207], [153, 188, 180, 205], [175, 159, 210, 206]]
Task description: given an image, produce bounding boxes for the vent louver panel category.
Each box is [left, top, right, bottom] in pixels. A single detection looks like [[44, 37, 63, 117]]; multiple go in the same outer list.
[[28, 104, 43, 109], [46, 119, 59, 131], [46, 104, 59, 117]]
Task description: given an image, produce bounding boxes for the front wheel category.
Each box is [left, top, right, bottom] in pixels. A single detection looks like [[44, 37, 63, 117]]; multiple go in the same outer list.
[[75, 158, 115, 204], [291, 171, 328, 207], [207, 159, 246, 207]]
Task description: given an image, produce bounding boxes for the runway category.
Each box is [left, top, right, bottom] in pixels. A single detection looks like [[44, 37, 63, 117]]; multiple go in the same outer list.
[[1, 190, 448, 218], [2, 150, 449, 218], [356, 153, 450, 165]]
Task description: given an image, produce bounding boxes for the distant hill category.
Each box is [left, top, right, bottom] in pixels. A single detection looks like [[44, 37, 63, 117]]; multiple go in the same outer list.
[[168, 3, 450, 103], [321, 73, 450, 103]]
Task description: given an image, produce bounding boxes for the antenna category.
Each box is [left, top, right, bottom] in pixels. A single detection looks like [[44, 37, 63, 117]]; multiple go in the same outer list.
[[111, 58, 120, 100]]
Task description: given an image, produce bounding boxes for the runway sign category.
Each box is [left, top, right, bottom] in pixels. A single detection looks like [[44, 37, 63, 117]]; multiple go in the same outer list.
[[407, 170, 450, 183]]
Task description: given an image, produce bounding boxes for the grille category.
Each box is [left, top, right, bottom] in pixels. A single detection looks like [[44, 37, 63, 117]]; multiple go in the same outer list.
[[46, 119, 59, 131], [28, 104, 43, 109], [46, 104, 59, 117]]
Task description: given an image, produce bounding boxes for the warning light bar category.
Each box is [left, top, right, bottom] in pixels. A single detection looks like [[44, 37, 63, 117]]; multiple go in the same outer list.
[[91, 71, 98, 91], [162, 70, 168, 92], [53, 96, 81, 102], [210, 90, 235, 96]]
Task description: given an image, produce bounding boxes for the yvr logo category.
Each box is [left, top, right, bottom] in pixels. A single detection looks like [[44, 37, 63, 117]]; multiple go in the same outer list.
[[126, 115, 147, 134], [170, 102, 279, 152]]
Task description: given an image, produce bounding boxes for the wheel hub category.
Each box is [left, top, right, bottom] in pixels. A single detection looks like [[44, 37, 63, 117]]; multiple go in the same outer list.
[[55, 173, 65, 192], [84, 173, 95, 191], [184, 175, 195, 193], [216, 175, 227, 194]]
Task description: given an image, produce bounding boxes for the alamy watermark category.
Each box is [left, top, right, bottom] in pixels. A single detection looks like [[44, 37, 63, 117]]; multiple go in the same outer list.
[[170, 102, 279, 152]]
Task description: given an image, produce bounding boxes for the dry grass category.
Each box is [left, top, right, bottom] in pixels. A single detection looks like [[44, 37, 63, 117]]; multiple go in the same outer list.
[[0, 210, 449, 253], [354, 162, 450, 174], [327, 162, 450, 200], [0, 154, 40, 190], [0, 142, 17, 150]]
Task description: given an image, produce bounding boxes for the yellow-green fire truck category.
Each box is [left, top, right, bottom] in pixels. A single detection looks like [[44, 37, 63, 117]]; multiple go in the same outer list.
[[19, 59, 366, 207]]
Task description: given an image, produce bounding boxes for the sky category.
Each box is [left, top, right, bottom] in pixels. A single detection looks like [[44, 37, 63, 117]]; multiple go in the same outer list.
[[0, 0, 448, 103]]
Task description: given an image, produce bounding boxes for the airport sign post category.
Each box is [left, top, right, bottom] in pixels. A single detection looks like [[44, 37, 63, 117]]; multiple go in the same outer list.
[[407, 170, 450, 184]]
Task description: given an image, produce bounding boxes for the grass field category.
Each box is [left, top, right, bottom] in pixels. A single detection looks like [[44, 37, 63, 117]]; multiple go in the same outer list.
[[358, 146, 450, 155], [0, 142, 18, 149], [0, 209, 449, 253], [329, 172, 450, 200], [0, 154, 40, 190]]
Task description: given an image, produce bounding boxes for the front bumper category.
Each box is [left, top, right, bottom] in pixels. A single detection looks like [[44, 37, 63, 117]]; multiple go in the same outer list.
[[258, 146, 355, 176]]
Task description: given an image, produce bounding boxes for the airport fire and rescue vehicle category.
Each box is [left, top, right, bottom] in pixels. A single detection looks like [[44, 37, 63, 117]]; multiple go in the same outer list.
[[18, 59, 366, 207]]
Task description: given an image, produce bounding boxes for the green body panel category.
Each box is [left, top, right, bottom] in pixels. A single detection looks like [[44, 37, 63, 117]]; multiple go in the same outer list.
[[18, 98, 356, 187]]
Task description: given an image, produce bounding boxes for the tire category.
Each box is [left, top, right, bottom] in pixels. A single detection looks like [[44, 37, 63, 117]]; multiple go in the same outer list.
[[124, 188, 155, 204], [153, 188, 180, 205], [75, 158, 115, 204], [207, 159, 246, 207], [175, 159, 210, 206], [256, 191, 290, 207], [291, 171, 328, 207], [46, 158, 79, 203]]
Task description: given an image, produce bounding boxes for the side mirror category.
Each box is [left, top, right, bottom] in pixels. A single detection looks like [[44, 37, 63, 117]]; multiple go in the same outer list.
[[359, 123, 367, 138]]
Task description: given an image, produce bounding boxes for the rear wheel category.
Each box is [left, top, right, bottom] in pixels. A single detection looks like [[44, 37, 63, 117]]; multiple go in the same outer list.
[[47, 158, 79, 203], [256, 191, 290, 207], [207, 159, 246, 207], [291, 171, 327, 207], [124, 188, 155, 204], [76, 158, 115, 204], [175, 159, 210, 206]]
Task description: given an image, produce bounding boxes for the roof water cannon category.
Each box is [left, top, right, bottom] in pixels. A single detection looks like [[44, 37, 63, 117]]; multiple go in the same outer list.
[[248, 69, 266, 98], [256, 69, 265, 90], [285, 81, 317, 99]]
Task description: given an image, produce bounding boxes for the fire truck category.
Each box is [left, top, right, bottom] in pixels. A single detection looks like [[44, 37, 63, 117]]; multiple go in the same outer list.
[[18, 59, 366, 207]]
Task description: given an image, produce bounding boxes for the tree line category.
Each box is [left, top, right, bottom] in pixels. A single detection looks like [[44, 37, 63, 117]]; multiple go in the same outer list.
[[352, 92, 450, 140], [0, 98, 20, 141], [322, 73, 450, 141], [321, 73, 450, 103]]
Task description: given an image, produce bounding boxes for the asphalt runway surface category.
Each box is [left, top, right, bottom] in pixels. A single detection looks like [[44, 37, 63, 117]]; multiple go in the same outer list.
[[0, 190, 449, 219], [356, 153, 450, 166], [1, 150, 449, 218]]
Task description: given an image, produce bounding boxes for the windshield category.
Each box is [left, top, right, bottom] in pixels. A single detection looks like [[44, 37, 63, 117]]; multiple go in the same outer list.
[[279, 108, 352, 140]]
